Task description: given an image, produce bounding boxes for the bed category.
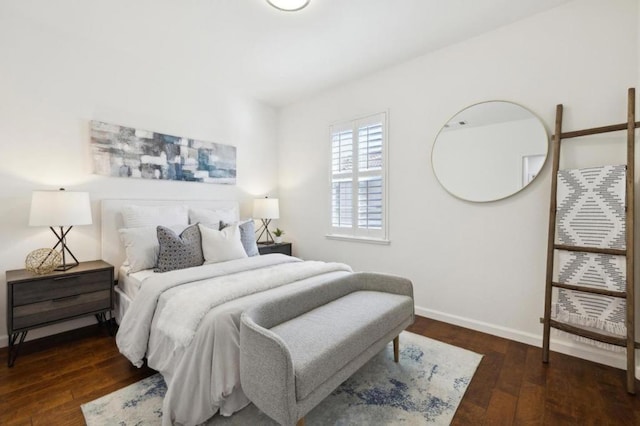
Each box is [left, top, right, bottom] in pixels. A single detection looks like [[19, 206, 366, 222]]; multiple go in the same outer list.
[[101, 199, 353, 426]]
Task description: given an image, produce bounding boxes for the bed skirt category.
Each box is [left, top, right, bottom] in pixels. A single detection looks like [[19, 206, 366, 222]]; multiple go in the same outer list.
[[114, 286, 132, 325]]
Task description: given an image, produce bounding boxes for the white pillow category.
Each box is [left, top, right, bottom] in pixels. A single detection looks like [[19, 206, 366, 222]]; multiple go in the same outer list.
[[189, 207, 238, 228], [119, 224, 187, 273], [122, 205, 189, 228], [199, 223, 248, 264]]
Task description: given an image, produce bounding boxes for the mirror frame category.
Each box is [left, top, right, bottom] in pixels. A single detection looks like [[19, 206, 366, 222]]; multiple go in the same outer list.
[[431, 100, 549, 203]]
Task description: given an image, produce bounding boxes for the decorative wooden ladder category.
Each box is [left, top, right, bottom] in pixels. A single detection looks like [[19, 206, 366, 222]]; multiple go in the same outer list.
[[542, 88, 638, 393]]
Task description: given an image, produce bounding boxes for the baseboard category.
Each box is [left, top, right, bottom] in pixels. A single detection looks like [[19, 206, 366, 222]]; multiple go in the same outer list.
[[3, 306, 637, 379], [415, 305, 640, 380], [0, 317, 96, 350]]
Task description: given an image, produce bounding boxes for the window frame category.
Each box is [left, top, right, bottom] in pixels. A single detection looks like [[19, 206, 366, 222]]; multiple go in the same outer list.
[[327, 111, 389, 244]]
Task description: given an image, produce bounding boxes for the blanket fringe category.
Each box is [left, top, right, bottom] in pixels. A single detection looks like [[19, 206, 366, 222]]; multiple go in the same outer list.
[[553, 310, 626, 352]]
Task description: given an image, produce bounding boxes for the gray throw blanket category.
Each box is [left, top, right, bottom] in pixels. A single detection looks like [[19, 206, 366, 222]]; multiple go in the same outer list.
[[554, 165, 627, 350]]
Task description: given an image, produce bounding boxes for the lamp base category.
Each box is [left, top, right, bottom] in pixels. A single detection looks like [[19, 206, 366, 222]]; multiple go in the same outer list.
[[255, 219, 275, 244], [54, 261, 79, 271], [49, 226, 80, 271]]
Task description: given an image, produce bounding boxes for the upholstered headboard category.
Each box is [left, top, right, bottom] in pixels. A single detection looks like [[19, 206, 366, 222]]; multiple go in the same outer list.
[[101, 199, 239, 278]]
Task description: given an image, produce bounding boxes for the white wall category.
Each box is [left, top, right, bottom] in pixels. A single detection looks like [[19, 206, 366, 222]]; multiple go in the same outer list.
[[278, 0, 640, 373], [0, 6, 279, 344]]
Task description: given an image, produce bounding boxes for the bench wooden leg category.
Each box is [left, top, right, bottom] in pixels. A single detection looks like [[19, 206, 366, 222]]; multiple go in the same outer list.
[[393, 335, 399, 362], [296, 417, 305, 426]]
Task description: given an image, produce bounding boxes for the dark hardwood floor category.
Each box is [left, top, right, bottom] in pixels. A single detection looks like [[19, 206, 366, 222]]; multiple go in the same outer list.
[[1, 316, 639, 425]]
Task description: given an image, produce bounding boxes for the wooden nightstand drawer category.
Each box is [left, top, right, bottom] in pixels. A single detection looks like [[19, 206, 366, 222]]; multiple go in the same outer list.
[[12, 270, 112, 306], [258, 242, 292, 256], [13, 289, 112, 330]]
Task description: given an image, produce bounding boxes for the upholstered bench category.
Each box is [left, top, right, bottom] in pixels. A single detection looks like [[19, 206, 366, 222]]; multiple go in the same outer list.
[[239, 272, 414, 426]]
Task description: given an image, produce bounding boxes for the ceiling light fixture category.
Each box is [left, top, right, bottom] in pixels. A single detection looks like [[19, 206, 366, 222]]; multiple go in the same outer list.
[[266, 0, 310, 12]]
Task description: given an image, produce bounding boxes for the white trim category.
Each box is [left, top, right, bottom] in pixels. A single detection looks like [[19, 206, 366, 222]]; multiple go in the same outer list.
[[3, 305, 636, 380], [414, 305, 640, 379], [325, 234, 390, 245]]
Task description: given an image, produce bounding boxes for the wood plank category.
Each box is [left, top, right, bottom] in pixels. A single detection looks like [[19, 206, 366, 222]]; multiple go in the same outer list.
[[0, 416, 32, 426], [552, 120, 640, 139], [462, 350, 504, 409], [0, 388, 74, 422], [554, 244, 626, 256], [31, 399, 86, 426], [450, 399, 485, 425], [543, 352, 584, 423], [484, 389, 517, 425], [543, 104, 563, 363], [552, 281, 626, 298], [514, 381, 545, 425], [549, 320, 627, 346], [625, 87, 636, 394], [495, 341, 527, 397], [522, 346, 546, 387], [595, 364, 639, 425]]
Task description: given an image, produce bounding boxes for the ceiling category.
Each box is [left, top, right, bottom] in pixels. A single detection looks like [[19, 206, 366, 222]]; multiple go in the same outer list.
[[5, 0, 571, 107]]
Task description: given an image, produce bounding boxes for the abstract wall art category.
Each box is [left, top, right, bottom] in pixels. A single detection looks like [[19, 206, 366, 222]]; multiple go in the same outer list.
[[90, 121, 236, 185]]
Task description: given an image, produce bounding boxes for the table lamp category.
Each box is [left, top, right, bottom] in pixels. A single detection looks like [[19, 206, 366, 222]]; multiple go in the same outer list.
[[253, 197, 279, 244], [29, 188, 92, 271]]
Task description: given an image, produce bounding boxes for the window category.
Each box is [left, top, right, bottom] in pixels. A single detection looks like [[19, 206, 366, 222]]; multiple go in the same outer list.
[[329, 112, 387, 241]]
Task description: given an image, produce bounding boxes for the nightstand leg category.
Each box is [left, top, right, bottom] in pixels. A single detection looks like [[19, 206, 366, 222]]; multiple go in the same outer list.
[[8, 331, 27, 367], [107, 310, 115, 336], [95, 312, 115, 336]]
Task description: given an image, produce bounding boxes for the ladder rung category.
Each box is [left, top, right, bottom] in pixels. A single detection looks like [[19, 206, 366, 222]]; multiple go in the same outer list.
[[552, 282, 627, 298], [539, 318, 640, 349], [554, 244, 626, 256], [552, 120, 640, 139], [548, 320, 629, 347]]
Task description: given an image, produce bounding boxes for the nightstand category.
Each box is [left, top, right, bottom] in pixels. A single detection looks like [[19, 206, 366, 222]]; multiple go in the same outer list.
[[5, 260, 114, 367], [258, 242, 292, 256]]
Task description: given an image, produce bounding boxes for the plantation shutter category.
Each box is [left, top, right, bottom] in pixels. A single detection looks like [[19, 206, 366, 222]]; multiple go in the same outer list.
[[330, 112, 386, 240]]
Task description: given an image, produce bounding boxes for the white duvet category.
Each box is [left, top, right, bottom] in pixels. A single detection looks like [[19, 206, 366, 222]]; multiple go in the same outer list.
[[116, 254, 352, 426]]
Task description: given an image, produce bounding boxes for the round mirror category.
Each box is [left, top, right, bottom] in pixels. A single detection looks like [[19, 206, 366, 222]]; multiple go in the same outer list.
[[432, 101, 548, 202]]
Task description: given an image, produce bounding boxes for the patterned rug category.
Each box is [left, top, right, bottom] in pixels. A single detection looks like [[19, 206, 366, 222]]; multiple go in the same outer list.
[[82, 331, 482, 425]]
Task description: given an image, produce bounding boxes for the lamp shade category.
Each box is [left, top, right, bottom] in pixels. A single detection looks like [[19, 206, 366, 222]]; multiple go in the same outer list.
[[253, 198, 279, 219], [29, 190, 93, 227]]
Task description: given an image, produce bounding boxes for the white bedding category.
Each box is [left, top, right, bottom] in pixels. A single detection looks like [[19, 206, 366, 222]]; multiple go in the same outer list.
[[116, 254, 352, 426], [117, 265, 156, 299]]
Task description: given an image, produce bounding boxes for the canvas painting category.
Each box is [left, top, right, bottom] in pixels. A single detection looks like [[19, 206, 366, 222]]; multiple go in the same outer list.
[[90, 121, 236, 185]]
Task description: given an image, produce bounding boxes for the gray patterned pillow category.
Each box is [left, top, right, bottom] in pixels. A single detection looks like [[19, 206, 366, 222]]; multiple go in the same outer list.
[[221, 220, 259, 257], [154, 224, 204, 272]]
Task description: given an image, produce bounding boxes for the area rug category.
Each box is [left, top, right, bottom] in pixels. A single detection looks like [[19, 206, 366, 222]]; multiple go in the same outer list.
[[82, 331, 482, 425]]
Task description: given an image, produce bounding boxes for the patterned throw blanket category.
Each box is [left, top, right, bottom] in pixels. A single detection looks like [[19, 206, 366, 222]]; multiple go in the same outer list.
[[554, 165, 627, 350]]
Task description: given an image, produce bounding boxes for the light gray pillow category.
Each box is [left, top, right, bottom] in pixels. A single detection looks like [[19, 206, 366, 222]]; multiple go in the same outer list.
[[221, 220, 260, 257], [154, 224, 204, 273]]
